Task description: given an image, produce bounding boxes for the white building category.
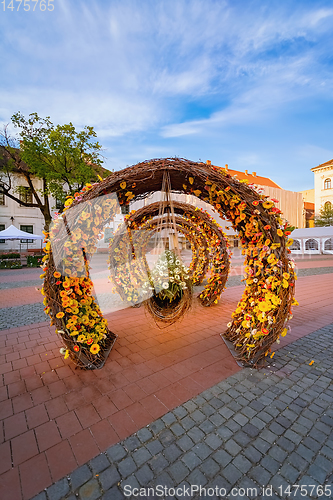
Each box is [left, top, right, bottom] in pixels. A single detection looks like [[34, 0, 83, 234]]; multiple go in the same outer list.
[[0, 174, 50, 251], [311, 159, 333, 216]]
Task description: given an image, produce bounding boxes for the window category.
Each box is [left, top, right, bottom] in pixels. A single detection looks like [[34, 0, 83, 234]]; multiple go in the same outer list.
[[103, 227, 114, 243], [0, 192, 5, 205], [324, 238, 333, 251], [19, 187, 33, 204], [324, 201, 332, 210], [290, 239, 301, 250], [55, 198, 63, 210], [20, 225, 33, 243], [324, 178, 331, 190], [0, 224, 5, 244], [305, 238, 318, 250]]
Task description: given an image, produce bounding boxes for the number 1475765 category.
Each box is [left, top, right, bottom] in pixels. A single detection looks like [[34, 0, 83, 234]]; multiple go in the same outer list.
[[2, 0, 54, 11]]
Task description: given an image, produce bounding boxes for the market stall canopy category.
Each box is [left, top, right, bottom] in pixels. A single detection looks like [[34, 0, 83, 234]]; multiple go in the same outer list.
[[0, 225, 43, 240]]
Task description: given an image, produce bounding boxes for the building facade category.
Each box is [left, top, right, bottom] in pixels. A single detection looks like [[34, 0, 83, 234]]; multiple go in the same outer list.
[[311, 159, 333, 216], [0, 174, 51, 251]]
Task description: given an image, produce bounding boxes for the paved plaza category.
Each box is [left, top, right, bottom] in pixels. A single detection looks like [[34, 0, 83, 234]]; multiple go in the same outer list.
[[0, 255, 332, 499]]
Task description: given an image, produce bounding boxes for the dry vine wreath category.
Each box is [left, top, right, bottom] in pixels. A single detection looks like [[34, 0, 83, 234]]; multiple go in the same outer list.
[[42, 158, 297, 367], [109, 201, 230, 309]]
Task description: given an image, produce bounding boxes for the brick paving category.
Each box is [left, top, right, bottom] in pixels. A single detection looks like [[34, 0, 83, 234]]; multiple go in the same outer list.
[[30, 323, 333, 500], [0, 257, 332, 499]]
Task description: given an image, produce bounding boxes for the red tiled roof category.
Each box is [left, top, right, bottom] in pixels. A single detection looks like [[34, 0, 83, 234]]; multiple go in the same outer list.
[[214, 165, 281, 189]]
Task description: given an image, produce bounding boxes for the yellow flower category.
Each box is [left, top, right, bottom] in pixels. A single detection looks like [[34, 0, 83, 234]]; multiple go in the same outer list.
[[53, 271, 61, 278], [258, 301, 271, 312], [56, 312, 65, 318], [277, 229, 283, 237], [90, 344, 100, 354], [120, 181, 126, 189], [267, 254, 277, 265], [263, 201, 273, 209], [189, 177, 194, 184], [283, 272, 290, 280], [286, 238, 293, 247], [281, 328, 288, 337]]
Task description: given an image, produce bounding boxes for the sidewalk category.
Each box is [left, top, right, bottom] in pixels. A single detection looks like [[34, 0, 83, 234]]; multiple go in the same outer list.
[[0, 259, 332, 499], [32, 322, 333, 500]]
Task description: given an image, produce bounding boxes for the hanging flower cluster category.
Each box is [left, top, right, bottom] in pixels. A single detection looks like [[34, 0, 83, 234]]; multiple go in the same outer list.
[[141, 250, 191, 303]]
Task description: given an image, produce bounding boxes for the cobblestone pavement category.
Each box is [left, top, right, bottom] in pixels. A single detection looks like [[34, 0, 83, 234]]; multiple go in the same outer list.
[[33, 324, 333, 500], [0, 303, 46, 330], [0, 279, 41, 290]]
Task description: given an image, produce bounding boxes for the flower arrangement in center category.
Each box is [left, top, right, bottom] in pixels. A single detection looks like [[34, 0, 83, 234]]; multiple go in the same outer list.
[[142, 250, 191, 304]]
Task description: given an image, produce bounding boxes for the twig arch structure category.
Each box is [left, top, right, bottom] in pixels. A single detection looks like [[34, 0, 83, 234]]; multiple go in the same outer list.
[[109, 201, 230, 307], [43, 158, 297, 366]]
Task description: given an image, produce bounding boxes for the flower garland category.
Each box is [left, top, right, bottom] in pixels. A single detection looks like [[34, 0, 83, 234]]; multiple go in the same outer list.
[[42, 185, 118, 367]]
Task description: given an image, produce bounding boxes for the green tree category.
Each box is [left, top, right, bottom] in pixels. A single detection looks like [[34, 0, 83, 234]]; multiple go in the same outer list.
[[315, 202, 333, 227], [0, 112, 108, 231]]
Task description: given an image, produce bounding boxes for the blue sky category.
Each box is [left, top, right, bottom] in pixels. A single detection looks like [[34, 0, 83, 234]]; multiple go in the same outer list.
[[1, 0, 333, 192]]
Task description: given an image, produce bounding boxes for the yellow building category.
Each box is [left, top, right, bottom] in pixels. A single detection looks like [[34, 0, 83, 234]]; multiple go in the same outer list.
[[311, 159, 333, 216]]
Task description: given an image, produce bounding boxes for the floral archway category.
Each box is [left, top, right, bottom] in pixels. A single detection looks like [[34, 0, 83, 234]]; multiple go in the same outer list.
[[42, 158, 297, 368], [109, 201, 230, 308]]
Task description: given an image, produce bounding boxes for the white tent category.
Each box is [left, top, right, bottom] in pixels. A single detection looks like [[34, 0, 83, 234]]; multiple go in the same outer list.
[[0, 224, 43, 240], [290, 226, 333, 254]]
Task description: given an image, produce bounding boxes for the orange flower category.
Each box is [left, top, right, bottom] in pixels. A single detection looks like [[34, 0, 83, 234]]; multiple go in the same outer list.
[[264, 225, 271, 230], [86, 338, 94, 345], [261, 328, 269, 335], [54, 271, 61, 278], [56, 312, 65, 318], [252, 200, 260, 206], [277, 229, 283, 237], [73, 345, 80, 352], [90, 344, 100, 354]]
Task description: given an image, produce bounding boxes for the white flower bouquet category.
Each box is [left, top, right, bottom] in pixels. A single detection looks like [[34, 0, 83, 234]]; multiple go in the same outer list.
[[142, 250, 191, 303]]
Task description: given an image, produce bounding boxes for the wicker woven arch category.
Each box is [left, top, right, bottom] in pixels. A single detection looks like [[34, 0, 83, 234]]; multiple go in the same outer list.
[[111, 201, 230, 307], [43, 158, 296, 366]]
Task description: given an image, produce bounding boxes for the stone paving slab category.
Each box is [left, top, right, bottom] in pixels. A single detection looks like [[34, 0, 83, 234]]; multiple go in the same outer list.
[[28, 324, 333, 500]]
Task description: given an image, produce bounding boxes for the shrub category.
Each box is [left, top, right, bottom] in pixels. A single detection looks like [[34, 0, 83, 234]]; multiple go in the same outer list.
[[0, 252, 20, 259], [27, 255, 44, 267]]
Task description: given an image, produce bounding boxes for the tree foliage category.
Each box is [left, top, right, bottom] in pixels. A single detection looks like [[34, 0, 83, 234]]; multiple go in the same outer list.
[[0, 112, 108, 231], [315, 203, 333, 227]]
